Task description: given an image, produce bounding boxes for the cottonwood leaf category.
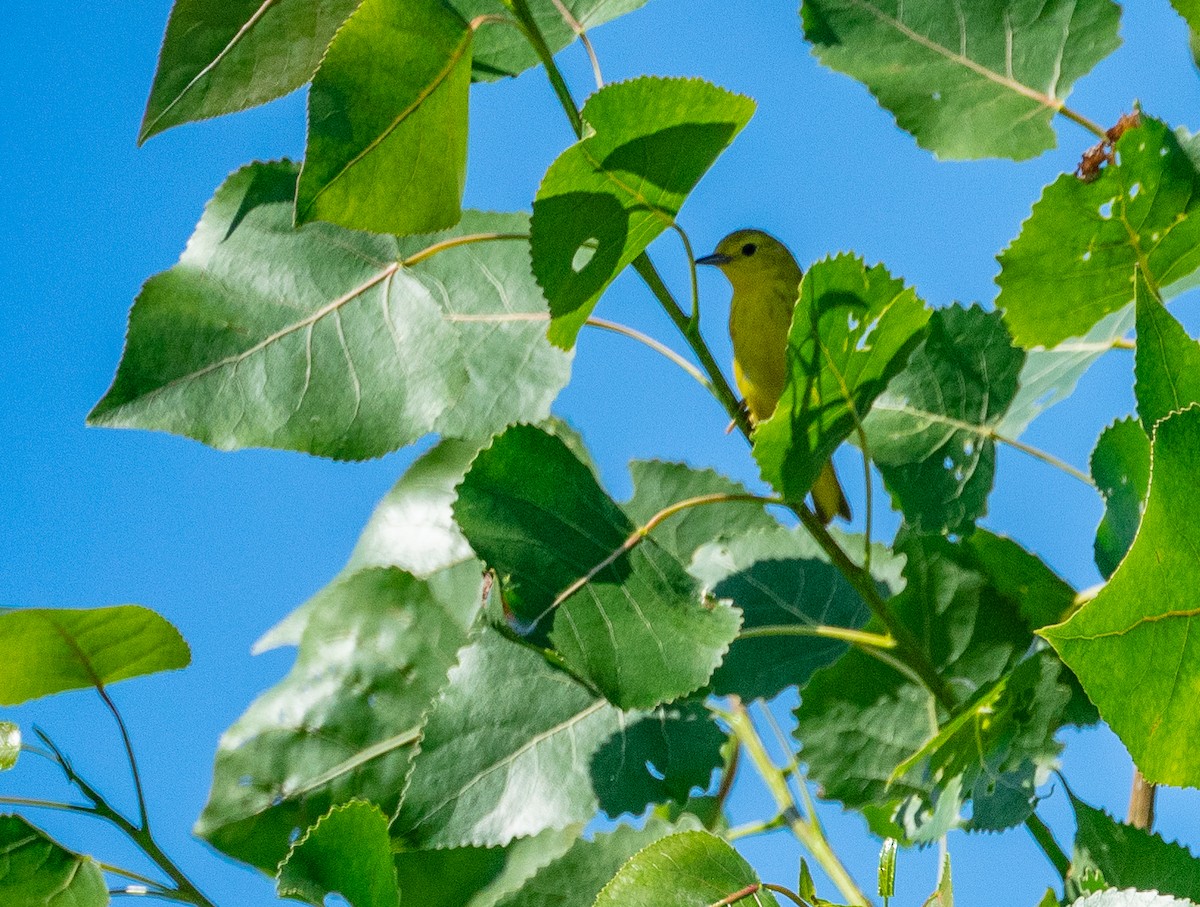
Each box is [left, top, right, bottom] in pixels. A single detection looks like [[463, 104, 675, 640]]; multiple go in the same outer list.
[[998, 307, 1134, 438], [623, 461, 777, 565], [458, 0, 651, 81], [864, 304, 1024, 534], [1072, 892, 1200, 907], [593, 830, 778, 907], [1091, 419, 1150, 580], [89, 163, 569, 459], [278, 802, 399, 907], [0, 606, 189, 705], [298, 0, 470, 235], [1042, 405, 1200, 786], [0, 816, 107, 907], [800, 0, 1121, 161], [196, 563, 481, 871], [139, 0, 363, 142], [794, 533, 1033, 833], [689, 526, 877, 701], [998, 118, 1200, 348], [393, 826, 581, 907], [453, 425, 741, 709], [753, 254, 930, 503], [532, 77, 755, 347], [1135, 271, 1200, 431], [492, 819, 700, 907], [1171, 1, 1200, 68], [0, 724, 18, 772], [1071, 794, 1200, 901]]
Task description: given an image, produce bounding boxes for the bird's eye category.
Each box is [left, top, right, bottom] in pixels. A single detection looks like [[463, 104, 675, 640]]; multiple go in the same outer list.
[[742, 243, 758, 256]]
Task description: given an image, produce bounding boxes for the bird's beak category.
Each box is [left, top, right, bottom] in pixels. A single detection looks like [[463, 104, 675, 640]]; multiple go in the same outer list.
[[696, 252, 732, 266]]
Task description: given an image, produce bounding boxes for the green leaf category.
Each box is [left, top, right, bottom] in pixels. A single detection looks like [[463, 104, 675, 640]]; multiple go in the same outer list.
[[593, 830, 778, 907], [297, 0, 470, 234], [1042, 405, 1200, 785], [0, 606, 189, 705], [1091, 419, 1151, 580], [998, 118, 1200, 348], [139, 0, 363, 142], [394, 827, 581, 907], [753, 254, 930, 503], [962, 530, 1076, 632], [1171, 1, 1200, 68], [0, 723, 19, 772], [0, 816, 107, 907], [998, 307, 1134, 439], [532, 77, 755, 347], [1135, 271, 1200, 431], [1071, 793, 1200, 901], [623, 461, 777, 566], [89, 163, 570, 459], [278, 802, 399, 907], [863, 304, 1024, 534], [196, 563, 481, 871], [591, 702, 725, 818], [492, 819, 699, 907], [457, 0, 651, 81], [453, 425, 741, 709], [1071, 893, 1200, 907], [392, 628, 620, 848], [800, 0, 1120, 161], [793, 533, 1033, 833], [690, 526, 874, 700]]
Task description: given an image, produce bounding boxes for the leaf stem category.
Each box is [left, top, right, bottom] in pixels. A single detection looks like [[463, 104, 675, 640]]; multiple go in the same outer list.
[[718, 701, 871, 907], [0, 795, 96, 816], [670, 223, 702, 325], [547, 0, 604, 89], [726, 815, 788, 841], [738, 624, 896, 650], [764, 883, 815, 907], [97, 685, 149, 832], [400, 231, 529, 267], [1023, 811, 1070, 880], [100, 862, 168, 890], [1056, 105, 1109, 142], [503, 0, 584, 138]]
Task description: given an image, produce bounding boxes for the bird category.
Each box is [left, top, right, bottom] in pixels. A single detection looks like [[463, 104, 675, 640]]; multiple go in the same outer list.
[[697, 229, 851, 524]]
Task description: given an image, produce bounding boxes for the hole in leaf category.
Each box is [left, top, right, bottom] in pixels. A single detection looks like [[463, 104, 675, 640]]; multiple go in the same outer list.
[[856, 317, 880, 351], [1129, 182, 1142, 200], [238, 775, 253, 788], [1152, 232, 1161, 242], [572, 242, 597, 272], [1082, 250, 1092, 262], [847, 314, 860, 331], [943, 456, 955, 470], [963, 440, 975, 456], [953, 468, 965, 481], [645, 760, 666, 781], [931, 91, 941, 101], [289, 827, 302, 844], [1161, 146, 1169, 157], [1099, 200, 1114, 219]]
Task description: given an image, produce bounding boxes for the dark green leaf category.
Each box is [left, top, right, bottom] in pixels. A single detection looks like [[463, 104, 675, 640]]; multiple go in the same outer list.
[[591, 702, 725, 818], [864, 305, 1024, 534], [0, 606, 188, 705], [393, 826, 582, 907], [0, 816, 107, 906], [454, 425, 741, 709], [998, 118, 1200, 348], [0, 723, 17, 771], [532, 77, 755, 347], [393, 628, 621, 848], [690, 526, 875, 700], [1071, 793, 1200, 901], [196, 564, 481, 871], [1042, 405, 1200, 785], [492, 819, 699, 907], [623, 461, 777, 566], [278, 802, 399, 907], [800, 0, 1120, 161], [1091, 419, 1151, 580], [753, 254, 930, 503], [139, 0, 362, 142], [90, 163, 569, 459], [794, 533, 1033, 832], [962, 530, 1075, 631], [1171, 1, 1200, 68], [1135, 270, 1200, 431], [297, 0, 471, 234]]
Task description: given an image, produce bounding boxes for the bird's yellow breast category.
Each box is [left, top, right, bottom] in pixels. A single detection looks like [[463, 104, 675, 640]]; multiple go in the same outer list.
[[728, 276, 800, 424]]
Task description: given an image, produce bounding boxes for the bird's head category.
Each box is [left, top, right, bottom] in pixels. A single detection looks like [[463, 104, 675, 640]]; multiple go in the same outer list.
[[696, 229, 801, 293]]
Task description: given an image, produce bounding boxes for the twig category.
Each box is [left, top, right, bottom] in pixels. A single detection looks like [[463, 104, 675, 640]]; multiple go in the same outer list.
[[1127, 768, 1157, 830]]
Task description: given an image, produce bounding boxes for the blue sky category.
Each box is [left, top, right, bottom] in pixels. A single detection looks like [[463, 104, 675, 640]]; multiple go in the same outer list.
[[3, 1, 1200, 904]]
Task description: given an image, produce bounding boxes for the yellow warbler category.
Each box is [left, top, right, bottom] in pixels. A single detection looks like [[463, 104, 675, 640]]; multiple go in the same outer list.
[[697, 229, 851, 524]]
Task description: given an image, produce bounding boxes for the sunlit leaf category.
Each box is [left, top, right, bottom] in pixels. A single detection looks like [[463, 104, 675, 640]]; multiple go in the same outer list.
[[278, 802, 399, 907], [999, 118, 1200, 348], [532, 77, 754, 347], [753, 254, 930, 503], [800, 0, 1121, 160], [0, 606, 188, 705], [0, 723, 17, 772], [297, 0, 471, 234], [197, 564, 481, 871], [1171, 1, 1200, 68], [0, 816, 107, 907], [139, 0, 363, 142], [1071, 892, 1200, 907], [863, 304, 1024, 534], [1134, 270, 1200, 431], [1091, 419, 1151, 580], [454, 425, 741, 709], [592, 830, 778, 907], [1042, 405, 1200, 785], [90, 163, 569, 459]]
